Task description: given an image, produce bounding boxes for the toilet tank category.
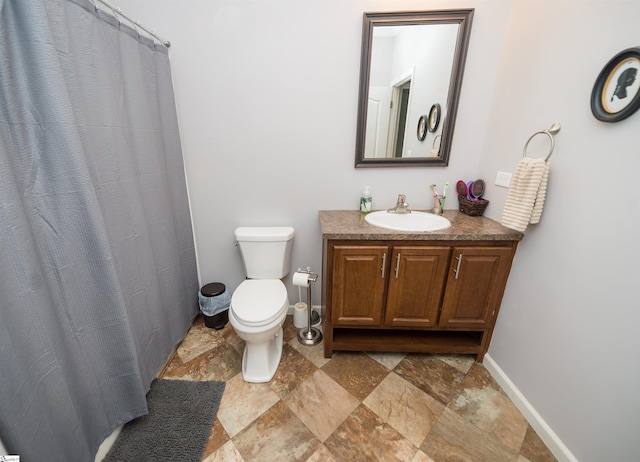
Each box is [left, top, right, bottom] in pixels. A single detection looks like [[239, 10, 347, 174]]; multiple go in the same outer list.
[[235, 227, 295, 279]]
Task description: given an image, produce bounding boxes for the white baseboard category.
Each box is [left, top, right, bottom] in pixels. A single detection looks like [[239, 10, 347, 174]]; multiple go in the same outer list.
[[483, 354, 578, 462]]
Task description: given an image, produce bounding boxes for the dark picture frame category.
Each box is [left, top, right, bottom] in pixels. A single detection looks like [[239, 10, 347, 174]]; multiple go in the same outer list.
[[591, 47, 640, 123], [417, 115, 428, 141], [428, 103, 441, 132]]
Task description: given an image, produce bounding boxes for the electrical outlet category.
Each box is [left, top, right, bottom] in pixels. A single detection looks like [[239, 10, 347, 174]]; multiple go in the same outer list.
[[495, 171, 512, 188]]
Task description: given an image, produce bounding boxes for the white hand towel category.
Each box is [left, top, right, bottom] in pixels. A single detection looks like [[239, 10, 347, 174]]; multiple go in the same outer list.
[[501, 157, 549, 232]]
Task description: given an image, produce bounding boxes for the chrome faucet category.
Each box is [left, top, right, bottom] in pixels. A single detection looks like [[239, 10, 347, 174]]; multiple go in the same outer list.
[[387, 194, 411, 214]]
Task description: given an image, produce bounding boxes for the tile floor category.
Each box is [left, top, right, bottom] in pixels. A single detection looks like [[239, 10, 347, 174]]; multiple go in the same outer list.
[[160, 315, 557, 462]]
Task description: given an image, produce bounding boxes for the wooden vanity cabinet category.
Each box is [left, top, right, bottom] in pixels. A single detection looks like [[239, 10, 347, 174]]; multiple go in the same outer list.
[[323, 240, 517, 361], [330, 245, 450, 328], [384, 246, 451, 328], [439, 246, 514, 329], [330, 245, 388, 326]]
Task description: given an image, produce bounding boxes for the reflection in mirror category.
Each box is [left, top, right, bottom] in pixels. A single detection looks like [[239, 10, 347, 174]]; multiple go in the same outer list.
[[355, 10, 474, 167]]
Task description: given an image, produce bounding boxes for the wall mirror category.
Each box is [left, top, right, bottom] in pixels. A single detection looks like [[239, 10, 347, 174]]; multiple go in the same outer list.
[[355, 9, 474, 167]]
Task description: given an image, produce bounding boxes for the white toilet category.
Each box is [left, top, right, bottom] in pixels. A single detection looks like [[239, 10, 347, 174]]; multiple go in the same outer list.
[[229, 226, 295, 383]]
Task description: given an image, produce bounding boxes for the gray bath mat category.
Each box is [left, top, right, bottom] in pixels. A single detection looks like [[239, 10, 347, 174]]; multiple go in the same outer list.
[[104, 379, 226, 462]]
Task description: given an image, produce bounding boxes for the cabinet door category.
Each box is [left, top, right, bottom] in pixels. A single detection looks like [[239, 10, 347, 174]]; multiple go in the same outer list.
[[331, 245, 388, 326], [439, 246, 514, 329], [384, 246, 451, 327]]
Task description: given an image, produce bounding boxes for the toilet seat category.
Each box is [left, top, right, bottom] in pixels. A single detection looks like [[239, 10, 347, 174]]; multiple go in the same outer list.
[[231, 279, 288, 327]]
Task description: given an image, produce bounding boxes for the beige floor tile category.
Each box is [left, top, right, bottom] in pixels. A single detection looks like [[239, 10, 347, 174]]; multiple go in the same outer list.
[[434, 354, 475, 374], [226, 335, 245, 357], [216, 373, 280, 437], [201, 418, 230, 459], [449, 363, 528, 453], [288, 336, 331, 369], [216, 319, 245, 357], [160, 368, 194, 381], [363, 372, 444, 446], [283, 369, 360, 442], [175, 320, 227, 363], [268, 342, 318, 398], [394, 354, 466, 405], [162, 317, 557, 462], [519, 425, 558, 461], [324, 404, 418, 462], [320, 351, 391, 400], [159, 351, 185, 376], [162, 342, 242, 382], [233, 401, 319, 462], [421, 407, 517, 461], [282, 316, 302, 341], [305, 443, 339, 462], [203, 440, 245, 462], [411, 450, 436, 462], [366, 351, 407, 369]]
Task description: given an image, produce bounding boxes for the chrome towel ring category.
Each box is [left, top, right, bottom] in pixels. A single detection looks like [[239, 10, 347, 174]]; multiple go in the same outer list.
[[523, 123, 561, 162]]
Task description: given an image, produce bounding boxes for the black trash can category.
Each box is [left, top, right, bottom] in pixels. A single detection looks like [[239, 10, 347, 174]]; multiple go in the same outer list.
[[199, 282, 231, 329]]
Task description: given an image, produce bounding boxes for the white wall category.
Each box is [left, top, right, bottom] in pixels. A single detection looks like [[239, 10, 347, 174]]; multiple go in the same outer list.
[[115, 0, 639, 460], [400, 24, 459, 157], [117, 0, 509, 305], [478, 1, 640, 461]]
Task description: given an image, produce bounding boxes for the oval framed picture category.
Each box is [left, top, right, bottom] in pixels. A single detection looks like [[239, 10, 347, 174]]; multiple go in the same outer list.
[[591, 47, 640, 123], [417, 115, 428, 141], [428, 103, 441, 132]]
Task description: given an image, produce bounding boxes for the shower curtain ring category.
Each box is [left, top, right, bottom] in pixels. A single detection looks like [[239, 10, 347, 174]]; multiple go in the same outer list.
[[111, 6, 122, 26], [132, 20, 142, 39]]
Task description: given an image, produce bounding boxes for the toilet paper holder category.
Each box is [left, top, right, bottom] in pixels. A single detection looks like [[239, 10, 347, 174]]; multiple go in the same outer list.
[[293, 267, 322, 346]]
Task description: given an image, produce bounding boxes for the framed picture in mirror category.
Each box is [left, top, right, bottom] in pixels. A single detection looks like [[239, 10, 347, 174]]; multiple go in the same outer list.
[[417, 115, 428, 141], [428, 103, 441, 132]]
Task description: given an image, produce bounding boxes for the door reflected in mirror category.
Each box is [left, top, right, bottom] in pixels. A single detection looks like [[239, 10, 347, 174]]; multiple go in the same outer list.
[[355, 10, 474, 167]]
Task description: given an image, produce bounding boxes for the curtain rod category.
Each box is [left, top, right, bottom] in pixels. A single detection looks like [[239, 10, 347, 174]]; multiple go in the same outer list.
[[93, 0, 170, 47]]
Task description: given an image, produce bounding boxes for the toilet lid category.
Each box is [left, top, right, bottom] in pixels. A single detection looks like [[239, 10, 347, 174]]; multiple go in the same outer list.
[[231, 279, 288, 327]]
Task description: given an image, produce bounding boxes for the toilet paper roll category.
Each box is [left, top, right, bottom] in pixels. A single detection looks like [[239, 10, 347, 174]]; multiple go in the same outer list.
[[292, 271, 310, 287], [293, 302, 308, 328]]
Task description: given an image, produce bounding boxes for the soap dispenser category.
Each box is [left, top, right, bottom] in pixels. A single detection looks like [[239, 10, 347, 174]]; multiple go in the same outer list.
[[360, 186, 372, 214]]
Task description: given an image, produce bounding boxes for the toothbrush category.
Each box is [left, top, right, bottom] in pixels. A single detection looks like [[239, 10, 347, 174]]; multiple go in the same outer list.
[[443, 182, 449, 198], [430, 184, 438, 196]]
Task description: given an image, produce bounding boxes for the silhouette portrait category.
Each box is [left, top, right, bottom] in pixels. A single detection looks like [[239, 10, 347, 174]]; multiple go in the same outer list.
[[611, 67, 637, 101]]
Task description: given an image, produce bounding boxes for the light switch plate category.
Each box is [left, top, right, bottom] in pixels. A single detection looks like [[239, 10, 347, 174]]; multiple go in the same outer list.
[[495, 171, 512, 188]]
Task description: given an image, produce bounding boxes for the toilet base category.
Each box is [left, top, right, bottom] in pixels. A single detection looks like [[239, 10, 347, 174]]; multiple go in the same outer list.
[[241, 327, 284, 383]]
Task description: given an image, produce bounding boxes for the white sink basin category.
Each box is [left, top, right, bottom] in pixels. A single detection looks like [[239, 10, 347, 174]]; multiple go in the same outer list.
[[365, 210, 451, 232]]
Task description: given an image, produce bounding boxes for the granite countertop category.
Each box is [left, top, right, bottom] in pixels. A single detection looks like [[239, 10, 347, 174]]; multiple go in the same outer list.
[[319, 210, 524, 241]]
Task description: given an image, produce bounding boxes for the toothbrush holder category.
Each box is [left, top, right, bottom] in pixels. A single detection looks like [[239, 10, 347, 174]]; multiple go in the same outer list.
[[433, 194, 445, 215]]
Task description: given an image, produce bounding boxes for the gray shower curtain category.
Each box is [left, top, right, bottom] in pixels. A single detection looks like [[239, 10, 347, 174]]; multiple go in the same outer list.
[[0, 1, 198, 460]]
